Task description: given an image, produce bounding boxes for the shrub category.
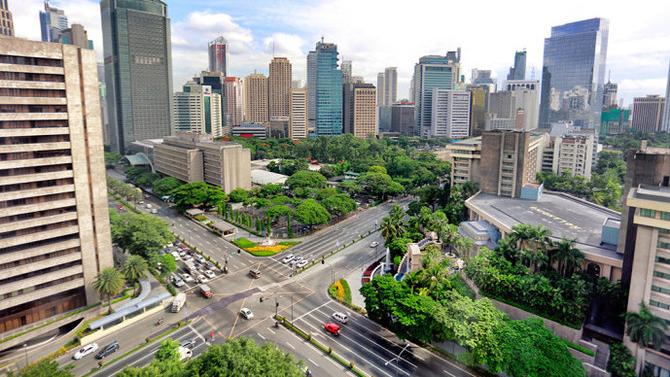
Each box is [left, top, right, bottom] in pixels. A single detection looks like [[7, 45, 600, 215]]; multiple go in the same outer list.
[[607, 342, 636, 377]]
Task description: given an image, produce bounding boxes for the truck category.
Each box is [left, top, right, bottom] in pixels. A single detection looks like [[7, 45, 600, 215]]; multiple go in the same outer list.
[[171, 293, 186, 313], [177, 346, 192, 361], [199, 284, 213, 298]]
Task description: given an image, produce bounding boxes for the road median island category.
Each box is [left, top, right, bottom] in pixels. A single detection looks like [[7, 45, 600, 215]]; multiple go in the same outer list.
[[274, 315, 368, 377]]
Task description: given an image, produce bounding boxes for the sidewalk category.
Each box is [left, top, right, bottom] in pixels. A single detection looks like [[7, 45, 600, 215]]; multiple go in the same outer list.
[[343, 267, 366, 308]]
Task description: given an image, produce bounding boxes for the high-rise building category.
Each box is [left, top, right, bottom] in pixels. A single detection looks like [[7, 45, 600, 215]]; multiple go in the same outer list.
[[413, 53, 460, 136], [430, 89, 471, 139], [59, 24, 93, 50], [173, 81, 222, 138], [289, 88, 307, 140], [391, 101, 415, 136], [197, 71, 227, 135], [506, 80, 540, 130], [468, 85, 489, 137], [479, 130, 546, 198], [0, 37, 113, 334], [471, 69, 495, 88], [97, 64, 109, 144], [306, 51, 317, 130], [376, 72, 385, 107], [243, 73, 269, 124], [224, 77, 243, 129], [341, 60, 352, 84], [101, 0, 173, 153], [542, 134, 594, 179], [631, 95, 665, 133], [40, 1, 67, 42], [662, 61, 670, 132], [0, 0, 12, 36], [352, 83, 377, 138], [308, 40, 343, 136], [539, 18, 609, 129], [603, 79, 618, 109], [269, 57, 292, 122], [600, 107, 630, 135], [384, 67, 397, 106], [507, 50, 526, 81], [208, 36, 228, 76]]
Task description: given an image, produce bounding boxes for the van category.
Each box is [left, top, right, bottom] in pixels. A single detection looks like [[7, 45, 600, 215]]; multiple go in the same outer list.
[[248, 269, 262, 279], [177, 346, 192, 361], [200, 284, 213, 298], [171, 293, 186, 312]]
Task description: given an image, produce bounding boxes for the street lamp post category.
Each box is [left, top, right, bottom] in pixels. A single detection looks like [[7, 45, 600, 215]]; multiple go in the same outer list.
[[22, 343, 28, 368], [384, 342, 410, 377]]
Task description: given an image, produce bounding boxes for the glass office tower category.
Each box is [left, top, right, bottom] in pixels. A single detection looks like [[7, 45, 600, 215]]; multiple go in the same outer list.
[[413, 54, 459, 136], [539, 18, 609, 129], [309, 41, 343, 136]]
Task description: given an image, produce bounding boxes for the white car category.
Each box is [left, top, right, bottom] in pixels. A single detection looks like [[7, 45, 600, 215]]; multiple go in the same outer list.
[[332, 312, 348, 324], [296, 260, 308, 268], [196, 274, 208, 284], [290, 257, 304, 266], [240, 308, 254, 320], [281, 254, 295, 264], [369, 241, 380, 248], [196, 255, 206, 264], [204, 270, 216, 279], [171, 251, 181, 260], [73, 343, 99, 360], [182, 255, 193, 263], [172, 275, 185, 288], [180, 273, 195, 283], [179, 250, 187, 258]]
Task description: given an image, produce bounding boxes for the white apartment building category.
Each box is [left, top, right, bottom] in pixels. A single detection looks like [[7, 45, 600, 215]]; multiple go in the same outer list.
[[430, 89, 471, 139], [173, 82, 222, 138], [289, 88, 307, 139]]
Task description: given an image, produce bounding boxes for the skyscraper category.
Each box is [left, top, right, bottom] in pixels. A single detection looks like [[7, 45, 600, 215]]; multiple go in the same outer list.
[[40, 1, 67, 42], [662, 60, 670, 132], [430, 89, 471, 139], [391, 101, 416, 136], [101, 0, 173, 152], [384, 67, 398, 106], [376, 72, 385, 107], [290, 88, 308, 139], [505, 80, 540, 130], [539, 18, 609, 129], [603, 79, 618, 109], [269, 57, 292, 122], [507, 50, 526, 81], [341, 60, 352, 84], [307, 40, 343, 136], [59, 24, 93, 49], [306, 51, 317, 131], [208, 37, 228, 76], [224, 77, 243, 128], [197, 71, 227, 135], [352, 83, 377, 138], [173, 81, 222, 138], [413, 53, 460, 136], [631, 95, 665, 133], [0, 0, 13, 36], [0, 37, 113, 335], [244, 73, 269, 124]]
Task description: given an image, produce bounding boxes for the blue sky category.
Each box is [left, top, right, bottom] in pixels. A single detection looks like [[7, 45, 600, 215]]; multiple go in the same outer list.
[[14, 0, 670, 105]]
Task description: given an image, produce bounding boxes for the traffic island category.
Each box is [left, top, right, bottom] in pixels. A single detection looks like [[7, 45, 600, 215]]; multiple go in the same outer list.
[[274, 315, 368, 377]]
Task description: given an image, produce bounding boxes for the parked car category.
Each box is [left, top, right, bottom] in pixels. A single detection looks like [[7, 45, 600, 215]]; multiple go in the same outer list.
[[332, 312, 348, 324], [240, 307, 254, 320], [182, 255, 194, 263], [196, 274, 208, 284], [296, 260, 308, 268], [196, 255, 206, 264], [181, 339, 197, 350], [323, 322, 341, 336], [73, 343, 99, 360], [179, 250, 187, 258], [95, 341, 119, 359], [281, 254, 295, 264], [204, 270, 216, 279], [289, 257, 304, 266], [206, 262, 217, 271], [171, 251, 181, 260], [369, 241, 379, 248], [172, 275, 185, 287], [180, 273, 195, 283]]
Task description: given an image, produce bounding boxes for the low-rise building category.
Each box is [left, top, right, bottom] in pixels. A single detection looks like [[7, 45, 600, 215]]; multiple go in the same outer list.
[[441, 137, 481, 185], [231, 123, 267, 139]]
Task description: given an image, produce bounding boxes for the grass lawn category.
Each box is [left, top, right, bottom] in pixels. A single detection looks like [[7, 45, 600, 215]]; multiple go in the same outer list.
[[233, 237, 300, 257]]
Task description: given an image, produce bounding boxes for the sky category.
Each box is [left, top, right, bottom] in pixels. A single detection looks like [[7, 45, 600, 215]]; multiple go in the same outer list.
[[13, 0, 670, 106]]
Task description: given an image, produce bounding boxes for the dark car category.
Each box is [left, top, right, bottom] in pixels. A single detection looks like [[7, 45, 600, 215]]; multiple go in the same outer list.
[[95, 341, 119, 359], [181, 339, 197, 350]]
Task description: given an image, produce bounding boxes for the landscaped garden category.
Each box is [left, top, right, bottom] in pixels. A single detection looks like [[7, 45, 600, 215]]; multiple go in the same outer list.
[[232, 237, 300, 257]]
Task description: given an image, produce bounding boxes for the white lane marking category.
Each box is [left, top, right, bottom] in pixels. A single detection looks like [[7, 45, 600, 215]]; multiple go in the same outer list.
[[443, 369, 456, 377], [266, 327, 276, 335], [257, 333, 266, 340], [292, 301, 330, 322], [285, 341, 296, 350], [188, 324, 206, 342], [308, 358, 318, 366]]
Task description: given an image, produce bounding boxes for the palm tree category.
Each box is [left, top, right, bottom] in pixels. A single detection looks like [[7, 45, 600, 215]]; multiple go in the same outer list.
[[122, 255, 148, 295], [93, 267, 126, 314], [551, 239, 584, 277], [625, 303, 668, 350], [381, 206, 405, 244]]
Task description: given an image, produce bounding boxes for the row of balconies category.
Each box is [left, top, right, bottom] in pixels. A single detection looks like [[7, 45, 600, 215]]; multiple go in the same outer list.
[[0, 224, 79, 250], [0, 277, 84, 312], [0, 263, 83, 296]]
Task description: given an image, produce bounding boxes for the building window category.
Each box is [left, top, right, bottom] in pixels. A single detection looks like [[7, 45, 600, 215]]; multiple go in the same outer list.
[[662, 212, 670, 221], [661, 228, 670, 235], [650, 299, 670, 310], [641, 208, 657, 218], [652, 285, 670, 295], [658, 241, 670, 250], [654, 270, 670, 280], [658, 256, 670, 266], [645, 362, 670, 377]]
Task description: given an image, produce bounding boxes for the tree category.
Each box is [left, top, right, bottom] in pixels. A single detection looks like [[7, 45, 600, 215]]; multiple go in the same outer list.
[[266, 204, 294, 219], [550, 239, 584, 277], [93, 267, 126, 314], [355, 172, 404, 200], [607, 342, 636, 377], [229, 188, 249, 203], [321, 193, 356, 218], [171, 182, 227, 211], [625, 303, 668, 350], [380, 205, 405, 244], [295, 199, 330, 228], [9, 360, 74, 377], [111, 212, 174, 258], [286, 170, 327, 190], [104, 152, 123, 167], [122, 255, 148, 295], [159, 254, 177, 276], [152, 177, 183, 198], [155, 339, 180, 362]]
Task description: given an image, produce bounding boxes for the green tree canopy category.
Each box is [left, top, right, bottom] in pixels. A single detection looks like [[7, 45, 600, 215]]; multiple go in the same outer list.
[[356, 172, 404, 200], [266, 204, 294, 219], [321, 193, 356, 217], [111, 211, 174, 258], [9, 360, 74, 377], [286, 170, 327, 190], [172, 182, 227, 211], [295, 199, 330, 227], [122, 255, 148, 294], [625, 303, 668, 350], [152, 177, 183, 198], [93, 267, 125, 314], [229, 188, 249, 203]]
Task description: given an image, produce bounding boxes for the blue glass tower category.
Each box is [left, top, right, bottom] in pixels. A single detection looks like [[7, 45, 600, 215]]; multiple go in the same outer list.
[[413, 53, 459, 136], [539, 18, 609, 129], [310, 41, 343, 136]]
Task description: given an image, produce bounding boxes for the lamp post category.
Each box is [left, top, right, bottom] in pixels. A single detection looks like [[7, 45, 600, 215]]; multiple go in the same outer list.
[[22, 343, 28, 368], [384, 342, 410, 377]]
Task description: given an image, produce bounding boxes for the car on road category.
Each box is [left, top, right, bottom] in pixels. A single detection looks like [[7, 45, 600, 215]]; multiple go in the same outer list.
[[196, 255, 206, 264], [369, 241, 379, 248], [172, 275, 185, 287], [95, 341, 119, 359], [196, 274, 208, 283], [296, 260, 308, 268], [332, 312, 348, 324], [240, 308, 254, 320], [289, 257, 304, 266], [204, 270, 216, 279], [73, 343, 99, 360], [180, 273, 195, 283], [323, 322, 341, 336], [281, 254, 295, 264], [181, 339, 197, 350], [178, 346, 192, 361], [200, 284, 213, 298], [248, 269, 262, 279]]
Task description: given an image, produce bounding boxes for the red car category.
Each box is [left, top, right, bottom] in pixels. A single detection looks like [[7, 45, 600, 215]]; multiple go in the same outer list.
[[323, 322, 341, 336]]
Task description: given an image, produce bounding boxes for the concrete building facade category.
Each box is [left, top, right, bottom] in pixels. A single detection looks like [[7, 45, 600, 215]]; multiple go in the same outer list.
[[430, 89, 471, 139], [631, 95, 665, 133], [173, 81, 222, 138], [663, 61, 670, 132], [0, 0, 12, 37], [352, 83, 377, 138], [0, 37, 113, 334], [442, 137, 482, 185], [289, 88, 307, 139], [413, 53, 460, 136], [208, 36, 228, 76], [269, 57, 292, 122], [390, 101, 415, 136], [384, 67, 397, 106], [224, 77, 243, 128], [243, 73, 268, 124]]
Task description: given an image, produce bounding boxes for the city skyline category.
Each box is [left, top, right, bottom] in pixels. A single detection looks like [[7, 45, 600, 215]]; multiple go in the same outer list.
[[11, 0, 670, 106]]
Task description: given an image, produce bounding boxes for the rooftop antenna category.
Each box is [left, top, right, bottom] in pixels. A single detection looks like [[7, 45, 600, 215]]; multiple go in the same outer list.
[[321, 36, 324, 43]]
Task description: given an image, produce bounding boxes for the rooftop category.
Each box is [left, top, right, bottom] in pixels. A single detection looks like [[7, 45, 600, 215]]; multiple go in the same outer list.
[[466, 191, 621, 257], [633, 184, 670, 203], [251, 169, 288, 185]]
